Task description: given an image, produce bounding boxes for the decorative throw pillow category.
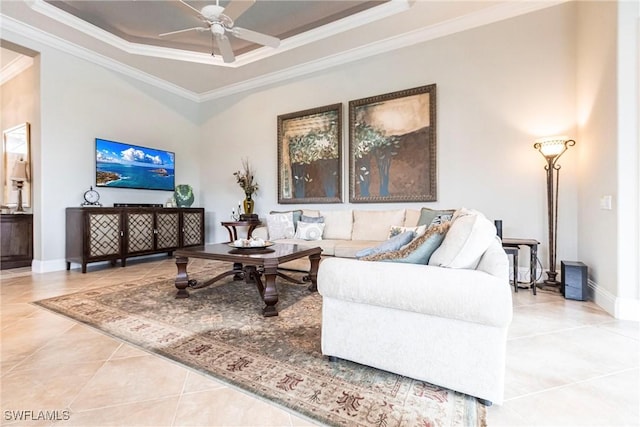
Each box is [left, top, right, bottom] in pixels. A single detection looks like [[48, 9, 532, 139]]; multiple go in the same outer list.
[[355, 231, 416, 259], [429, 213, 453, 225], [388, 224, 427, 239], [417, 208, 456, 226], [266, 212, 295, 240], [270, 210, 303, 229], [428, 209, 497, 269], [361, 222, 451, 264], [301, 215, 324, 224], [294, 221, 325, 241]]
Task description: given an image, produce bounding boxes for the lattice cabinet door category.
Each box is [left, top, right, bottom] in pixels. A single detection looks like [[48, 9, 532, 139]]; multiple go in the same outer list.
[[88, 213, 122, 258], [181, 209, 204, 247], [156, 211, 180, 250], [125, 212, 154, 254]]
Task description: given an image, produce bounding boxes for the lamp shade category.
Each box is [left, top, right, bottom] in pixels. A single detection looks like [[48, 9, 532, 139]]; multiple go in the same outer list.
[[534, 136, 575, 162], [10, 159, 28, 182]]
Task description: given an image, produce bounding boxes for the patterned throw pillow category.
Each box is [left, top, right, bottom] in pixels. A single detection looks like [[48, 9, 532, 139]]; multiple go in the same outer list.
[[355, 231, 416, 259], [361, 222, 451, 264], [430, 213, 453, 225], [416, 208, 456, 226], [300, 215, 325, 224], [270, 210, 303, 229], [294, 221, 325, 241], [388, 224, 428, 239], [266, 212, 295, 240]]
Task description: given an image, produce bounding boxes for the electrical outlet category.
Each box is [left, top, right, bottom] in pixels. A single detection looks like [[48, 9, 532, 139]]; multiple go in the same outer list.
[[599, 195, 613, 210]]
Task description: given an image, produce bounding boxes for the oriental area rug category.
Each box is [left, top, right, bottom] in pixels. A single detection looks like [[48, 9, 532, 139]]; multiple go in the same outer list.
[[34, 262, 486, 427]]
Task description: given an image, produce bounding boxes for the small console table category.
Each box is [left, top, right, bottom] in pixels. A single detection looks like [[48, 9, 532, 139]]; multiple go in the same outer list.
[[502, 238, 539, 295], [221, 219, 262, 242]]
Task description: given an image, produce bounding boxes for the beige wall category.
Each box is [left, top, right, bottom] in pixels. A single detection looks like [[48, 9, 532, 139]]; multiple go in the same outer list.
[[0, 58, 37, 208], [199, 3, 580, 272]]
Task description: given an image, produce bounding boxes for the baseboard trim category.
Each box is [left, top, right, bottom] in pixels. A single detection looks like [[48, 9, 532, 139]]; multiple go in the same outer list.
[[32, 259, 67, 273], [588, 279, 640, 321]]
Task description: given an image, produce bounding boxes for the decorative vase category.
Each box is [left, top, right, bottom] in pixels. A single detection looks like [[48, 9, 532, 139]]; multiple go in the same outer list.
[[243, 193, 254, 215], [174, 184, 194, 207]]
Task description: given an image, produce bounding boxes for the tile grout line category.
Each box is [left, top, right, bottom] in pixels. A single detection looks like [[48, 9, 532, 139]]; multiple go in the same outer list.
[[504, 366, 640, 402]]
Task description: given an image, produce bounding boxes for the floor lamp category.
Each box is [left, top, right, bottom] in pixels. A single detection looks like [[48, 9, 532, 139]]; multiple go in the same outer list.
[[533, 136, 575, 290]]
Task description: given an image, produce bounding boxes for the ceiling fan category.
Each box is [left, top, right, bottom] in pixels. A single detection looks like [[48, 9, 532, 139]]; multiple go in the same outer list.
[[160, 0, 280, 63]]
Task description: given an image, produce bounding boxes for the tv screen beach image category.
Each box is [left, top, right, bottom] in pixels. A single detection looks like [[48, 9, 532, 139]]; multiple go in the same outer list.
[[95, 138, 175, 191]]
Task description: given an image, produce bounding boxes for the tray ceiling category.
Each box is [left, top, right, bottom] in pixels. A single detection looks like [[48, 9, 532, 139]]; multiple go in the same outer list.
[[0, 0, 566, 101]]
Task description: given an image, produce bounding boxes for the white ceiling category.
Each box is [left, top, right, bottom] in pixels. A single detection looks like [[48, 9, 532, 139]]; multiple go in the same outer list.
[[0, 0, 565, 101]]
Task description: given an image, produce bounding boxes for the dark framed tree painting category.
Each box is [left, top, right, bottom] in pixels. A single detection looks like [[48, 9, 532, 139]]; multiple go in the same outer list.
[[349, 84, 437, 203], [277, 103, 343, 204]]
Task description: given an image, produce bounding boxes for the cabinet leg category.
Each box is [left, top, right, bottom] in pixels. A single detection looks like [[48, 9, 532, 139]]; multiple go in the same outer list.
[[66, 262, 71, 271]]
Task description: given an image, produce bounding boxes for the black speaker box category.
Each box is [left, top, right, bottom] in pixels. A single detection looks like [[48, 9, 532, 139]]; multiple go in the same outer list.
[[561, 261, 588, 301]]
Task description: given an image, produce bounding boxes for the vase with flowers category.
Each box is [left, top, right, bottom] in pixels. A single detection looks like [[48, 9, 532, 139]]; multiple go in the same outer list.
[[233, 158, 259, 215]]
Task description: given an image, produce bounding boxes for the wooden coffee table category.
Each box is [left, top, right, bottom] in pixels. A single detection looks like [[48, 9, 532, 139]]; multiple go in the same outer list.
[[174, 243, 322, 317]]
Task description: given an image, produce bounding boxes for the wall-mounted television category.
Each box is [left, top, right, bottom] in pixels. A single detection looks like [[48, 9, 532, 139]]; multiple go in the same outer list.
[[95, 138, 175, 191]]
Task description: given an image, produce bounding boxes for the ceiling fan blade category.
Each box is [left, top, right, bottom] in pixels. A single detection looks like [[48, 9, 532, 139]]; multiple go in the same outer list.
[[215, 34, 236, 63], [177, 0, 203, 16], [159, 27, 206, 37], [222, 0, 255, 21], [232, 27, 280, 48]]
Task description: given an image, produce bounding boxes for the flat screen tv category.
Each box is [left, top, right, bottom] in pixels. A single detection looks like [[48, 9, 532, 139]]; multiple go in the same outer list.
[[95, 138, 175, 191]]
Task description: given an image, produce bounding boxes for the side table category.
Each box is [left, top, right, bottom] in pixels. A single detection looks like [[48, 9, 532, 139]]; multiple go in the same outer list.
[[221, 220, 262, 242], [502, 238, 539, 295], [221, 219, 263, 280]]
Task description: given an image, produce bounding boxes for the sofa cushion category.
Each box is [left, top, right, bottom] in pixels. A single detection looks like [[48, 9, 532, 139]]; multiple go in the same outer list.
[[266, 212, 295, 240], [354, 231, 415, 259], [417, 208, 455, 226], [334, 240, 384, 258], [351, 210, 406, 241], [361, 222, 450, 264], [404, 209, 421, 227], [277, 238, 337, 256], [294, 221, 325, 240], [428, 208, 497, 269], [320, 210, 353, 240]]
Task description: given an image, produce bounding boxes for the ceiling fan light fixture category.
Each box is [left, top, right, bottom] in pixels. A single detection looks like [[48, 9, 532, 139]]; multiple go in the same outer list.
[[210, 22, 225, 35]]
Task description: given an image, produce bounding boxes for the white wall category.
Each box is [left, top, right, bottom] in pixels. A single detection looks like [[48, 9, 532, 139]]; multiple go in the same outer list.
[[198, 3, 580, 276], [1, 30, 202, 272], [576, 0, 640, 320]]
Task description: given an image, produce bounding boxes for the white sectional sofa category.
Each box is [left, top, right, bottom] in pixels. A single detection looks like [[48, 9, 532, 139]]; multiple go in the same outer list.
[[255, 207, 512, 405], [252, 208, 445, 270]]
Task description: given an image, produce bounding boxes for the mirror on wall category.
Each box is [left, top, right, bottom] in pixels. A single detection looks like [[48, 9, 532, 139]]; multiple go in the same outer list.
[[3, 123, 31, 211]]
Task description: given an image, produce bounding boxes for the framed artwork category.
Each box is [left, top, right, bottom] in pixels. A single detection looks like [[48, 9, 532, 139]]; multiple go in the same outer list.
[[349, 84, 437, 203], [277, 103, 343, 204]]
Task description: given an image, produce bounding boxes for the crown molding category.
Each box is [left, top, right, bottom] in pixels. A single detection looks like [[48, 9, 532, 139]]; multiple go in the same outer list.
[[28, 0, 411, 68], [0, 14, 200, 101], [0, 54, 34, 86], [199, 0, 568, 101]]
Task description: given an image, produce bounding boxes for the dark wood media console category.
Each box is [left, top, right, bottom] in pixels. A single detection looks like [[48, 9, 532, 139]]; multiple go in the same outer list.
[[66, 207, 204, 273]]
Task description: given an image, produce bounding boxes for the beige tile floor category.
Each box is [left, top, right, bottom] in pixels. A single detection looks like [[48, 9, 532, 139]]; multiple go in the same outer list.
[[1, 257, 639, 426]]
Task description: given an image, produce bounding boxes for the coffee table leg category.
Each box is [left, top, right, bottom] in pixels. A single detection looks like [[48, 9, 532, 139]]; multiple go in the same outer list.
[[175, 256, 190, 299], [307, 253, 321, 292], [262, 265, 279, 317]]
